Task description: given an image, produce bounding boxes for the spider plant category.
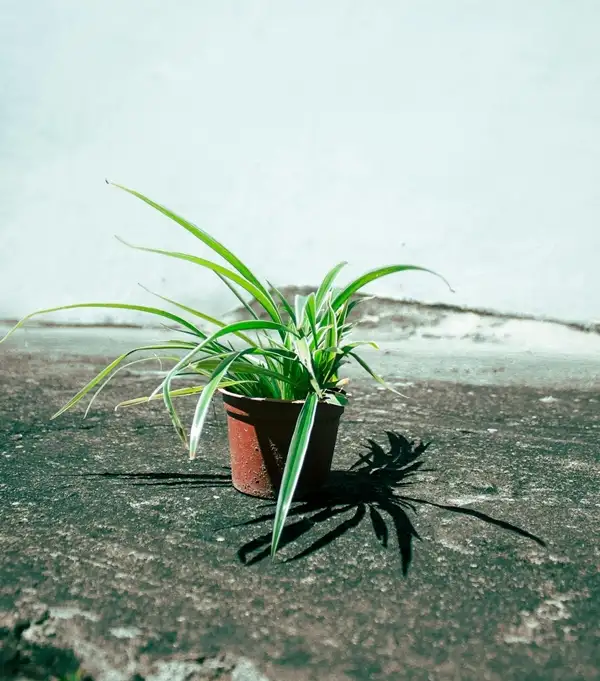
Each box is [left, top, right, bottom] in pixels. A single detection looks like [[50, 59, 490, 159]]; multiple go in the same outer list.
[[0, 182, 451, 556]]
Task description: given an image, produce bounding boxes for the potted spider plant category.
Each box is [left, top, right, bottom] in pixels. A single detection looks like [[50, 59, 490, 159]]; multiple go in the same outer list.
[[1, 183, 450, 556]]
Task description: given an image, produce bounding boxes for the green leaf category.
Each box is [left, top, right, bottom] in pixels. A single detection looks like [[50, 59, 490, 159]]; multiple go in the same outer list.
[[157, 320, 297, 442], [271, 392, 319, 557], [347, 350, 404, 396], [267, 282, 296, 324], [332, 265, 453, 311], [217, 273, 260, 320], [116, 237, 282, 324], [117, 385, 205, 408], [325, 301, 339, 352], [315, 301, 341, 382], [292, 336, 321, 395], [188, 348, 258, 459], [191, 355, 297, 385], [115, 380, 251, 409], [50, 342, 195, 419], [0, 303, 204, 345], [315, 261, 347, 310], [341, 340, 380, 352], [139, 283, 257, 346], [294, 294, 308, 332], [162, 375, 190, 447], [341, 295, 375, 325], [84, 353, 180, 417], [157, 318, 296, 397], [109, 182, 271, 298], [304, 293, 319, 344], [324, 391, 348, 406]]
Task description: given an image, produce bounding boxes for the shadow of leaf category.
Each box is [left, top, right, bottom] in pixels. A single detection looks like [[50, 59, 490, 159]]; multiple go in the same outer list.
[[81, 472, 231, 487], [369, 506, 388, 548], [403, 496, 546, 545], [82, 430, 546, 573], [234, 430, 545, 572]]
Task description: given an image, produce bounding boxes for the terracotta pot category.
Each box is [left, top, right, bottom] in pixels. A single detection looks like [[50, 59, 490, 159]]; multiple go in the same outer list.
[[220, 389, 345, 499]]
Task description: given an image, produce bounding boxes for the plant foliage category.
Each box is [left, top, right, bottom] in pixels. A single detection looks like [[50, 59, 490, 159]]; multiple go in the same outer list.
[[0, 183, 451, 556]]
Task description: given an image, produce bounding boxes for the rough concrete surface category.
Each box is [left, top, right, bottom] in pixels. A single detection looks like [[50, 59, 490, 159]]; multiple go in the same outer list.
[[1, 335, 599, 680]]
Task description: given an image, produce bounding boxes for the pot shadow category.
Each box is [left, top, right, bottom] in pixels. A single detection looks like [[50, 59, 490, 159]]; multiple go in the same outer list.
[[234, 431, 546, 573], [81, 471, 231, 487]]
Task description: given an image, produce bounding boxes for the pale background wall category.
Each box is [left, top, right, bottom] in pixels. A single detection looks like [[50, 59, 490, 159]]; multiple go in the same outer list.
[[1, 0, 598, 325]]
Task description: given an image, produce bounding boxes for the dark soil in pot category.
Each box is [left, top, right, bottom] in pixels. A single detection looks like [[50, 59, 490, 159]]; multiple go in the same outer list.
[[220, 389, 345, 499]]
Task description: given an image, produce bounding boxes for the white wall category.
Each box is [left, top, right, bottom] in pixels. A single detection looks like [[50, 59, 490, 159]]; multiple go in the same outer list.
[[1, 0, 599, 325]]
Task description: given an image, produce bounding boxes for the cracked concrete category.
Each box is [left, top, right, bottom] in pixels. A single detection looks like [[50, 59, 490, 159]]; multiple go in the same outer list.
[[1, 330, 599, 680]]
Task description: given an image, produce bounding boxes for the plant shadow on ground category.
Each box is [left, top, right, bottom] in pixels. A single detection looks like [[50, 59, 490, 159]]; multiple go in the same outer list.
[[84, 471, 232, 487], [84, 431, 546, 575], [233, 431, 546, 573]]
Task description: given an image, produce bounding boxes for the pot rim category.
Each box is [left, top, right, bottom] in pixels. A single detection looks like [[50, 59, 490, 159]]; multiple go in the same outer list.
[[219, 387, 346, 406]]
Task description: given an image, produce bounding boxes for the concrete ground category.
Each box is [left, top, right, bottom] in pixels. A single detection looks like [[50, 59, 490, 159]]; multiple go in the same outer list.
[[0, 328, 599, 680]]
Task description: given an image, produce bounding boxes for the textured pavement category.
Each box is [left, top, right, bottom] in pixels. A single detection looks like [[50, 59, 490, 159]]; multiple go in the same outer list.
[[1, 334, 599, 680]]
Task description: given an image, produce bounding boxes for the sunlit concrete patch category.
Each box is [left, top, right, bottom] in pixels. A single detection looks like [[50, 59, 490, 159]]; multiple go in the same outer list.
[[436, 538, 476, 556], [109, 626, 142, 640], [502, 591, 583, 645], [49, 606, 101, 622], [518, 549, 572, 566], [445, 494, 516, 505]]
